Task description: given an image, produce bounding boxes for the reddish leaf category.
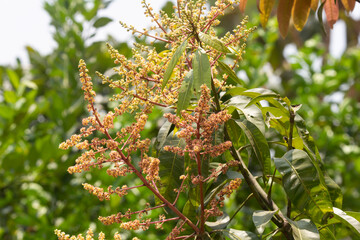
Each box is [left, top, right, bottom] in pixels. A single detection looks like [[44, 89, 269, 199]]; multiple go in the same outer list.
[[324, 0, 339, 29], [341, 0, 356, 11], [277, 0, 295, 38], [259, 0, 276, 27], [311, 0, 319, 11], [239, 0, 248, 13], [292, 0, 311, 31]]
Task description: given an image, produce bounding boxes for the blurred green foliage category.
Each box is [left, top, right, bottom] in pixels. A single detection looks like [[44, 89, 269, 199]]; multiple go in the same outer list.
[[0, 0, 359, 239]]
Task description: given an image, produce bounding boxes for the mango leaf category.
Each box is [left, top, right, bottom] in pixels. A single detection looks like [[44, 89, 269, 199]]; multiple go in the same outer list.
[[4, 91, 17, 104], [235, 119, 271, 177], [224, 87, 247, 97], [158, 133, 185, 202], [239, 0, 248, 13], [333, 207, 360, 237], [217, 61, 245, 86], [252, 210, 278, 236], [324, 173, 343, 208], [311, 0, 320, 11], [277, 0, 295, 38], [156, 120, 173, 150], [228, 95, 266, 134], [319, 227, 336, 240], [193, 48, 211, 95], [292, 0, 311, 31], [274, 149, 333, 223], [221, 228, 260, 240], [177, 70, 194, 115], [317, 1, 327, 34], [162, 39, 188, 90], [225, 119, 244, 150], [259, 0, 276, 27], [206, 212, 230, 230], [245, 93, 280, 108], [6, 69, 20, 90], [341, 0, 356, 11], [324, 0, 339, 29], [287, 218, 320, 240], [198, 32, 231, 54], [93, 17, 112, 28]]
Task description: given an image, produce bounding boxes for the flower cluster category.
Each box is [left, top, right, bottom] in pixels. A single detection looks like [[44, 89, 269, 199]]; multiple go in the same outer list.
[[57, 0, 254, 239], [164, 85, 232, 160]]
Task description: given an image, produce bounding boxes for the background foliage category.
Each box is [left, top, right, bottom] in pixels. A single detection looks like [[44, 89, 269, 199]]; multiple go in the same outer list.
[[0, 0, 359, 239]]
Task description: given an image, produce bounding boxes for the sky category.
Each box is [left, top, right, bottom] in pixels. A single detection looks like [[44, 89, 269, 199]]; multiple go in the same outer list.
[[0, 1, 359, 66], [0, 0, 172, 66]]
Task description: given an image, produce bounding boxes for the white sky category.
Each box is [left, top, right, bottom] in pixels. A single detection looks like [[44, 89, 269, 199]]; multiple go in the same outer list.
[[0, 1, 359, 66], [0, 0, 172, 66]]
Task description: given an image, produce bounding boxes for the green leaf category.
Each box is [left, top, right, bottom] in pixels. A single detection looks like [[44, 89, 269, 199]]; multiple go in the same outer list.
[[324, 173, 343, 208], [4, 91, 17, 104], [156, 120, 173, 150], [158, 133, 185, 202], [205, 212, 230, 230], [93, 17, 112, 28], [193, 48, 212, 95], [235, 119, 271, 178], [319, 227, 336, 240], [221, 228, 260, 240], [177, 70, 194, 115], [333, 207, 360, 237], [245, 93, 280, 108], [252, 210, 278, 236], [228, 96, 265, 134], [217, 61, 245, 86], [198, 32, 231, 53], [6, 69, 20, 90], [274, 150, 333, 223], [162, 39, 188, 90], [225, 119, 244, 150], [287, 218, 320, 240]]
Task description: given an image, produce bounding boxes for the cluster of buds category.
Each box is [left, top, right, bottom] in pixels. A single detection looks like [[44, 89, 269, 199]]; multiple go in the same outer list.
[[56, 0, 255, 239]]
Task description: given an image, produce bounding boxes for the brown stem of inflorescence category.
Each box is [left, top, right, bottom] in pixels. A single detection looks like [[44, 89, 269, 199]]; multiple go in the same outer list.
[[133, 29, 171, 43], [90, 103, 200, 234], [200, 3, 232, 33], [143, 1, 168, 34], [140, 217, 180, 226], [195, 110, 205, 235], [173, 174, 188, 205]]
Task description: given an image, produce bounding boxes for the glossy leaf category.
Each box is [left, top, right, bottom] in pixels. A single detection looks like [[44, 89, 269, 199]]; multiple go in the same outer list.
[[333, 207, 360, 237], [292, 0, 311, 31], [324, 0, 339, 29], [274, 149, 333, 223], [162, 39, 188, 90], [193, 48, 212, 95], [252, 210, 278, 236], [228, 95, 266, 134], [205, 212, 230, 230], [287, 218, 320, 240], [341, 0, 356, 11], [277, 0, 294, 38], [156, 120, 173, 150], [239, 0, 248, 13], [93, 17, 112, 28], [198, 32, 231, 54], [221, 228, 260, 240], [245, 93, 280, 108], [158, 133, 185, 202], [236, 119, 271, 177], [259, 0, 276, 27], [177, 70, 194, 115], [217, 61, 245, 86]]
